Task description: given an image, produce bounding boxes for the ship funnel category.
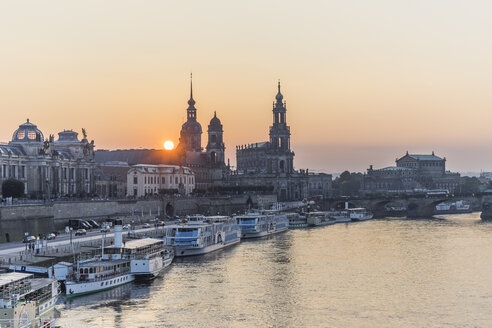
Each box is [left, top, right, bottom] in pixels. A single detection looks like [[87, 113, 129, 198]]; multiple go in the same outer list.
[[114, 219, 123, 248], [345, 202, 349, 210]]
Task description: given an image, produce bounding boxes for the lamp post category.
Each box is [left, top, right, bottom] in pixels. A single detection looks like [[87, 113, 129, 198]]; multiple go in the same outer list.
[[24, 232, 29, 253]]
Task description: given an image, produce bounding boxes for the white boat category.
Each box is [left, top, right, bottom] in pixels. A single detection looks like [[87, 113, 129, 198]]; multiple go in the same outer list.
[[234, 211, 289, 238], [348, 208, 373, 221], [287, 212, 308, 228], [435, 200, 472, 214], [306, 211, 336, 227], [326, 210, 352, 223], [65, 259, 135, 298], [0, 272, 59, 327], [165, 215, 240, 257], [64, 220, 172, 298], [104, 237, 173, 280]]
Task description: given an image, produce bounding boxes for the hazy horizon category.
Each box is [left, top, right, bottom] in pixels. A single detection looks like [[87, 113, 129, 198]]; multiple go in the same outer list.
[[2, 1, 492, 173]]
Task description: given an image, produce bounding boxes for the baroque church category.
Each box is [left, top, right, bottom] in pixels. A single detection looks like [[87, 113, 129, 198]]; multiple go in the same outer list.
[[176, 76, 227, 191], [223, 82, 332, 201]]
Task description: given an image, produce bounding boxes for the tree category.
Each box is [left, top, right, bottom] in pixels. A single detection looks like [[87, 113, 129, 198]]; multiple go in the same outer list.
[[333, 171, 363, 196], [2, 179, 25, 198]]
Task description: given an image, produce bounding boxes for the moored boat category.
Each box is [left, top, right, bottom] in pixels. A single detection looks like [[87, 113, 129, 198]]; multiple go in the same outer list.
[[348, 208, 373, 221], [306, 211, 336, 227], [287, 212, 308, 228], [0, 272, 59, 327], [164, 215, 240, 257], [64, 220, 171, 298], [234, 211, 289, 238]]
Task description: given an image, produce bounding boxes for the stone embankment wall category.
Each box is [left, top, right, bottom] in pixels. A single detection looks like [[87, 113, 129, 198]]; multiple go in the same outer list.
[[0, 194, 277, 243]]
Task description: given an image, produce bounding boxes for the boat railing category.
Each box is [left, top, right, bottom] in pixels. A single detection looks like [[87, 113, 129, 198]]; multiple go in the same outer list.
[[0, 318, 55, 328]]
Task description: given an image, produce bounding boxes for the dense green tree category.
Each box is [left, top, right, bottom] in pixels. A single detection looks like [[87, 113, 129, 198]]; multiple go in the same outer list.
[[334, 171, 363, 196], [2, 179, 25, 198]]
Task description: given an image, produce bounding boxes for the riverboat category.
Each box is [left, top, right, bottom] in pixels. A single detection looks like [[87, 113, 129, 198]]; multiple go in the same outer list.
[[287, 212, 308, 228], [0, 272, 59, 327], [306, 211, 336, 227], [348, 208, 373, 221], [164, 215, 240, 257], [234, 211, 289, 238], [65, 220, 171, 298], [326, 210, 352, 223], [434, 200, 472, 215], [65, 259, 134, 298]]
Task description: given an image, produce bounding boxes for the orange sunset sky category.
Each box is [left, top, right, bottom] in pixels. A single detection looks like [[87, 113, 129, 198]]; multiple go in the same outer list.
[[1, 1, 492, 173]]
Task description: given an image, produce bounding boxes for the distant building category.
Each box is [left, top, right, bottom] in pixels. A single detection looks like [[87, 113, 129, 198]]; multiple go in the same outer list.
[[127, 164, 195, 197], [0, 120, 96, 199], [363, 151, 461, 193], [94, 162, 129, 198], [223, 82, 332, 201]]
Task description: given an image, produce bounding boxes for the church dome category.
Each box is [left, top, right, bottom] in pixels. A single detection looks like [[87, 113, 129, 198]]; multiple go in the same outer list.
[[275, 81, 283, 101], [182, 120, 202, 134], [12, 119, 44, 142], [208, 111, 222, 131]]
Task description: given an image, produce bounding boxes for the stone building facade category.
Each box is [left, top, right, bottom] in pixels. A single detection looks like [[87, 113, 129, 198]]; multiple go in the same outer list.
[[0, 120, 96, 199], [127, 164, 195, 197], [362, 152, 461, 193], [94, 162, 129, 198]]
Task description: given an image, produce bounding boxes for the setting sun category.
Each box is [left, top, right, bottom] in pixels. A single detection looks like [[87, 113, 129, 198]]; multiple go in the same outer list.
[[164, 140, 174, 150]]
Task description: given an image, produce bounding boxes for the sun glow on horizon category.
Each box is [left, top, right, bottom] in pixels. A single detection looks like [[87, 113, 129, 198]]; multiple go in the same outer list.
[[164, 140, 174, 150]]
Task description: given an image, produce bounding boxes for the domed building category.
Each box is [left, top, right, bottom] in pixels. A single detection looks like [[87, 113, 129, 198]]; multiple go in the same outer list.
[[0, 119, 97, 199], [176, 76, 228, 191]]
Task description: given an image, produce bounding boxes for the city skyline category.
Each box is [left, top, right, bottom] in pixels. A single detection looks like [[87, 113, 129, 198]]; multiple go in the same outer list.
[[2, 1, 492, 173]]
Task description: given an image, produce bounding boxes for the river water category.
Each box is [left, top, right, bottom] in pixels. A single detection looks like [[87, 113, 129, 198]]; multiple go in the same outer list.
[[56, 213, 492, 327]]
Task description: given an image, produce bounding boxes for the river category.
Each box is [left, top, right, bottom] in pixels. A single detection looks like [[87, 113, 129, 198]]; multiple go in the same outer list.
[[56, 213, 492, 327]]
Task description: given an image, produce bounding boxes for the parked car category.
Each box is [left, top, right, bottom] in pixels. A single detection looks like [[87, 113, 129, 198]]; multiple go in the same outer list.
[[46, 233, 56, 240], [75, 229, 87, 236], [23, 236, 36, 243], [100, 225, 110, 233], [142, 223, 151, 228], [50, 231, 59, 236], [156, 221, 165, 227], [123, 224, 131, 230]]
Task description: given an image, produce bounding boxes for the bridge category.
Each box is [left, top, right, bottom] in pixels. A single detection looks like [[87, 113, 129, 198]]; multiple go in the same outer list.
[[320, 193, 492, 218]]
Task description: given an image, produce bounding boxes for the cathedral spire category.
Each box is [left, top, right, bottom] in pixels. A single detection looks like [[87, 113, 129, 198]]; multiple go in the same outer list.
[[188, 72, 195, 107], [275, 79, 283, 102]]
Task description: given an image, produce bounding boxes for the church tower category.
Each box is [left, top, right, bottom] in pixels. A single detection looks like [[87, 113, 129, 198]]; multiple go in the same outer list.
[[268, 81, 294, 174], [206, 111, 225, 167], [178, 75, 202, 152], [269, 81, 291, 151]]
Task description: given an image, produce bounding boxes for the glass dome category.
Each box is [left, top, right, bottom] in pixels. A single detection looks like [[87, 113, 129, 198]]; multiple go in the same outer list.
[[12, 119, 44, 142]]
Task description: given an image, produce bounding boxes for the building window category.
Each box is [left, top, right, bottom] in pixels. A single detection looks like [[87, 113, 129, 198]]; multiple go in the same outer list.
[[134, 176, 138, 184], [162, 177, 165, 184], [175, 177, 178, 184]]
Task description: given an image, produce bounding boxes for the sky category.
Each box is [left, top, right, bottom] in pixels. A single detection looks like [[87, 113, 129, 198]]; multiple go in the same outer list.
[[1, 1, 492, 173]]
